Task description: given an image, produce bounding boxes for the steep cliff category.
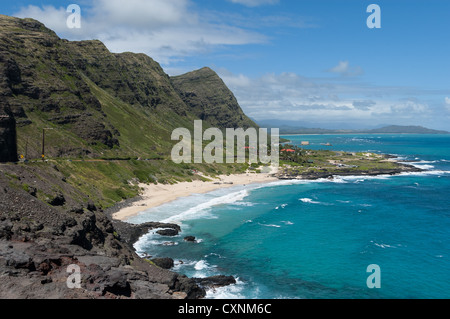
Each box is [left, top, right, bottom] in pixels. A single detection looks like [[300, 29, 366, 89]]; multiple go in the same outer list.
[[171, 67, 257, 129]]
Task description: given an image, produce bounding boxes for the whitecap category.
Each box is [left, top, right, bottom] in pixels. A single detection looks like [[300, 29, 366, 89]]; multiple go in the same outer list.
[[412, 163, 435, 170], [371, 241, 396, 249], [399, 170, 450, 177], [258, 223, 281, 228], [205, 278, 247, 299], [194, 260, 210, 271], [161, 189, 250, 224], [415, 160, 439, 164], [232, 201, 256, 207], [299, 198, 320, 204], [205, 253, 225, 259], [173, 259, 197, 270], [338, 174, 391, 182], [328, 177, 347, 183], [133, 227, 180, 254]]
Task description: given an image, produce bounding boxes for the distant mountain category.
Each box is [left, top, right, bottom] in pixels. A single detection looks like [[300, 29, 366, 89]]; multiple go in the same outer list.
[[365, 125, 449, 134], [257, 120, 449, 135]]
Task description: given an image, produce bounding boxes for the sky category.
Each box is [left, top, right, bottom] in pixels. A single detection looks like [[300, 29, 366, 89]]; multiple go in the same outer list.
[[1, 0, 450, 130]]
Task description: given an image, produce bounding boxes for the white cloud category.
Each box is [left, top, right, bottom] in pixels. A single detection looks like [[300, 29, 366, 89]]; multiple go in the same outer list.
[[228, 0, 279, 7], [14, 5, 68, 33], [390, 99, 429, 114], [14, 0, 267, 65], [445, 97, 450, 112], [93, 0, 191, 28], [218, 69, 442, 128], [328, 61, 364, 77], [353, 100, 376, 110], [220, 70, 367, 123]]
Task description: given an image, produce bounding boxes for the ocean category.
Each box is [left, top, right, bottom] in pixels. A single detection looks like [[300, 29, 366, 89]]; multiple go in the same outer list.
[[128, 134, 450, 299]]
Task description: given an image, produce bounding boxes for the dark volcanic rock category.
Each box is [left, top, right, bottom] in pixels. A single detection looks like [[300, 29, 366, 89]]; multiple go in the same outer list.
[[109, 220, 181, 247], [47, 193, 66, 206], [151, 257, 174, 270], [0, 165, 204, 299], [195, 275, 237, 288], [156, 228, 179, 237], [184, 236, 196, 242]]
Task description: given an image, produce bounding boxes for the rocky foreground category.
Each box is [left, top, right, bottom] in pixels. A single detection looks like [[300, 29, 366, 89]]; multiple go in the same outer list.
[[0, 163, 234, 299]]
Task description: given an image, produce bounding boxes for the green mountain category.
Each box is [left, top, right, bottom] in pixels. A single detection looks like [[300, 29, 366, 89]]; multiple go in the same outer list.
[[0, 15, 256, 162], [0, 15, 255, 209], [171, 67, 258, 129]]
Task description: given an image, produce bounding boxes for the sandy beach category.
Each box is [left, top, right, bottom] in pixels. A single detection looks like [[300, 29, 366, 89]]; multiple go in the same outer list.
[[112, 167, 279, 221]]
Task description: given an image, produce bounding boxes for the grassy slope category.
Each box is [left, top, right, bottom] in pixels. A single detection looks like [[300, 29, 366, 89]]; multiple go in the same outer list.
[[41, 78, 251, 209]]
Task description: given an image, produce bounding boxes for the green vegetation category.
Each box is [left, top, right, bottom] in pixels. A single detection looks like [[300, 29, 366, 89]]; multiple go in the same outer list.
[[22, 158, 249, 210], [278, 144, 404, 177]]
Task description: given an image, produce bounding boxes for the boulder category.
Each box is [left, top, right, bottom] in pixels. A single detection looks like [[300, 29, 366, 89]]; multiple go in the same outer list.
[[184, 236, 196, 242], [156, 228, 179, 237], [195, 275, 237, 288], [151, 257, 174, 270], [47, 193, 66, 207]]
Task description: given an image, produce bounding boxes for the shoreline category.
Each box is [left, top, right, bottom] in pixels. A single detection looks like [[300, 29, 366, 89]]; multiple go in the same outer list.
[[111, 168, 279, 221], [110, 159, 422, 222]]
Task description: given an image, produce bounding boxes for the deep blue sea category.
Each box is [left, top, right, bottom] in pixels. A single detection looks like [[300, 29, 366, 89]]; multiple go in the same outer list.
[[128, 134, 450, 299]]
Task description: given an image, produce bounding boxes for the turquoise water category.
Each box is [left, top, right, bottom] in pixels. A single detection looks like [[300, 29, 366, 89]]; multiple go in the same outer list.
[[129, 134, 450, 299]]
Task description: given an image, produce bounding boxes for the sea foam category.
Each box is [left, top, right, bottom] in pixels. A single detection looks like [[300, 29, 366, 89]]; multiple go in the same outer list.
[[299, 198, 320, 204], [159, 189, 251, 224], [205, 278, 247, 299]]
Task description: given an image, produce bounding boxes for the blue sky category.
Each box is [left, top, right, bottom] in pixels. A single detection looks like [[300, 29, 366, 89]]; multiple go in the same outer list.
[[2, 0, 450, 130]]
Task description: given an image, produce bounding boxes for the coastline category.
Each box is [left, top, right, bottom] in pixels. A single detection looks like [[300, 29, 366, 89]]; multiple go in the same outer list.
[[110, 159, 422, 222], [104, 155, 426, 299], [111, 168, 279, 221]]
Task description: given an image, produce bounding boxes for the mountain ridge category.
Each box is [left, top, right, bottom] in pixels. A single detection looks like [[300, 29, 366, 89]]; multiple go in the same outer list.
[[0, 14, 256, 161], [257, 120, 449, 135], [171, 67, 258, 129]]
